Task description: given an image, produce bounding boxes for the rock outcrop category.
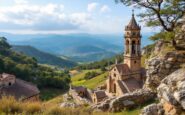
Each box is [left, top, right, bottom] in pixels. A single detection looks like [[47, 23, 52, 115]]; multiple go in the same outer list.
[[144, 51, 185, 91], [60, 102, 79, 108], [141, 16, 185, 114], [175, 17, 185, 50], [157, 68, 185, 114], [144, 17, 185, 92], [141, 68, 185, 115], [141, 103, 164, 115], [91, 89, 156, 112]]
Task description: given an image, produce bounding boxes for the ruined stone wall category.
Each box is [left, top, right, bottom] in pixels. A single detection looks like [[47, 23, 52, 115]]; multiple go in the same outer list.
[[91, 89, 156, 112]]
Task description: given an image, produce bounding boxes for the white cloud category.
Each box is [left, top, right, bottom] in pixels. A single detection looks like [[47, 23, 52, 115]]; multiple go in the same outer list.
[[0, 2, 83, 32], [14, 0, 28, 5], [87, 2, 98, 12], [70, 13, 91, 25], [0, 1, 136, 34], [100, 5, 111, 13]]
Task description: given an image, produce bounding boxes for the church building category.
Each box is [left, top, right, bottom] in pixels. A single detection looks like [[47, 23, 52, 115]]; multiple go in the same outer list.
[[106, 11, 145, 96]]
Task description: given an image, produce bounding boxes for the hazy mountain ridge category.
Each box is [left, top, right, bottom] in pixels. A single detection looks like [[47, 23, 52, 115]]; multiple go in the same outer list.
[[12, 45, 77, 68], [3, 33, 153, 62]]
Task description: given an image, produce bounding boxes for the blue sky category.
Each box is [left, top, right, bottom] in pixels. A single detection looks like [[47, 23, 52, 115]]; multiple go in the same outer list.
[[0, 0, 156, 34]]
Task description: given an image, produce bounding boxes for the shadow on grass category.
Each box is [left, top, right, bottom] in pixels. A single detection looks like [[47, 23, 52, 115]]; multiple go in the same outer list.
[[40, 87, 68, 101]]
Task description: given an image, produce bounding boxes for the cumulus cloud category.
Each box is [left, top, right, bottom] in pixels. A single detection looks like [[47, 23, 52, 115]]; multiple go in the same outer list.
[[100, 5, 111, 13], [87, 2, 98, 12], [0, 1, 92, 33], [0, 0, 129, 34]]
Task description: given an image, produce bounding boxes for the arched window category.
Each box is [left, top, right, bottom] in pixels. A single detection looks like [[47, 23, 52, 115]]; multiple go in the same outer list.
[[9, 82, 11, 86], [114, 73, 116, 77], [132, 41, 136, 54], [126, 40, 129, 54], [114, 84, 116, 93]]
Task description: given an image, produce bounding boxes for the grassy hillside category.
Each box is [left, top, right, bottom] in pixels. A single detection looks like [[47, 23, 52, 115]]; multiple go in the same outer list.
[[12, 45, 77, 68], [71, 69, 108, 89], [0, 37, 70, 95], [70, 52, 116, 63], [0, 95, 156, 115]]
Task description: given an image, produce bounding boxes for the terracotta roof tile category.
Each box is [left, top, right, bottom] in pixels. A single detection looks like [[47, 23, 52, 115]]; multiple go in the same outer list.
[[126, 14, 140, 30], [122, 78, 142, 92], [0, 79, 40, 100], [117, 80, 128, 93], [0, 73, 15, 81], [94, 90, 107, 99], [114, 64, 131, 75], [73, 86, 86, 92]]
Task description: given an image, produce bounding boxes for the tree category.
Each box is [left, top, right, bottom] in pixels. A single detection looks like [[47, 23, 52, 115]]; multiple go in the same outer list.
[[0, 37, 11, 49], [116, 0, 185, 46]]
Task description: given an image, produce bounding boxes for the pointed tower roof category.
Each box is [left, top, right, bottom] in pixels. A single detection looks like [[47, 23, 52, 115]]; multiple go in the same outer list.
[[125, 10, 140, 30]]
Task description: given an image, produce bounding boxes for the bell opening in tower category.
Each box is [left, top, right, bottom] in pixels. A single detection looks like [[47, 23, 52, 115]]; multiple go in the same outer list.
[[132, 40, 136, 54]]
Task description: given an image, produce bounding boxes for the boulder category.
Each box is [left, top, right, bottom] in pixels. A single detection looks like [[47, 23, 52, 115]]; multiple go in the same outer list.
[[144, 51, 185, 92], [175, 18, 185, 49], [157, 68, 185, 114], [153, 40, 165, 55], [92, 89, 156, 112], [141, 103, 164, 115], [91, 97, 114, 112], [60, 102, 79, 108]]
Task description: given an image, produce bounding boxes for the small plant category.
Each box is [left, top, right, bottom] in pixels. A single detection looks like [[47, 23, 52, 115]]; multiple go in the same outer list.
[[24, 102, 42, 114], [0, 96, 23, 114], [44, 106, 63, 115]]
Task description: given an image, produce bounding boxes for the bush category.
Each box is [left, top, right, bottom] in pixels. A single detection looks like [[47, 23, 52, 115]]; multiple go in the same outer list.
[[0, 96, 42, 114], [84, 71, 99, 80]]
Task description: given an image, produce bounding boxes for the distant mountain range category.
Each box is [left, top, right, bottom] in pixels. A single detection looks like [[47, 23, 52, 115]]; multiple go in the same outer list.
[[12, 45, 77, 68], [2, 33, 153, 63]]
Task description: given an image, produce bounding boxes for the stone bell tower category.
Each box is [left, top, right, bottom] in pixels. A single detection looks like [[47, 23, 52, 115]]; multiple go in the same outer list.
[[124, 10, 141, 72]]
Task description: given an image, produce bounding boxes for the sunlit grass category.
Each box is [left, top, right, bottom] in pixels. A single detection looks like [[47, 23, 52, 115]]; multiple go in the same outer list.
[[71, 69, 107, 89], [40, 88, 66, 101]]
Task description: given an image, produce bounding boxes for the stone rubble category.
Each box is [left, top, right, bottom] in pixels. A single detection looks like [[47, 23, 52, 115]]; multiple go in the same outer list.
[[91, 89, 156, 112], [141, 68, 185, 115], [141, 103, 164, 115]]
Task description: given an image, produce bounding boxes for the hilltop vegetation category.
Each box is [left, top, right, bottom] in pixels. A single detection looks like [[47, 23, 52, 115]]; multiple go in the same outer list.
[[71, 54, 123, 89], [71, 69, 108, 89], [0, 37, 70, 92], [12, 45, 77, 68], [75, 54, 123, 70]]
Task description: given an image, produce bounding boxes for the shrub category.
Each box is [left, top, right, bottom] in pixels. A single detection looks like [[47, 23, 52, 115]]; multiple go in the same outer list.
[[84, 71, 99, 80], [0, 96, 23, 114], [24, 102, 42, 114]]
